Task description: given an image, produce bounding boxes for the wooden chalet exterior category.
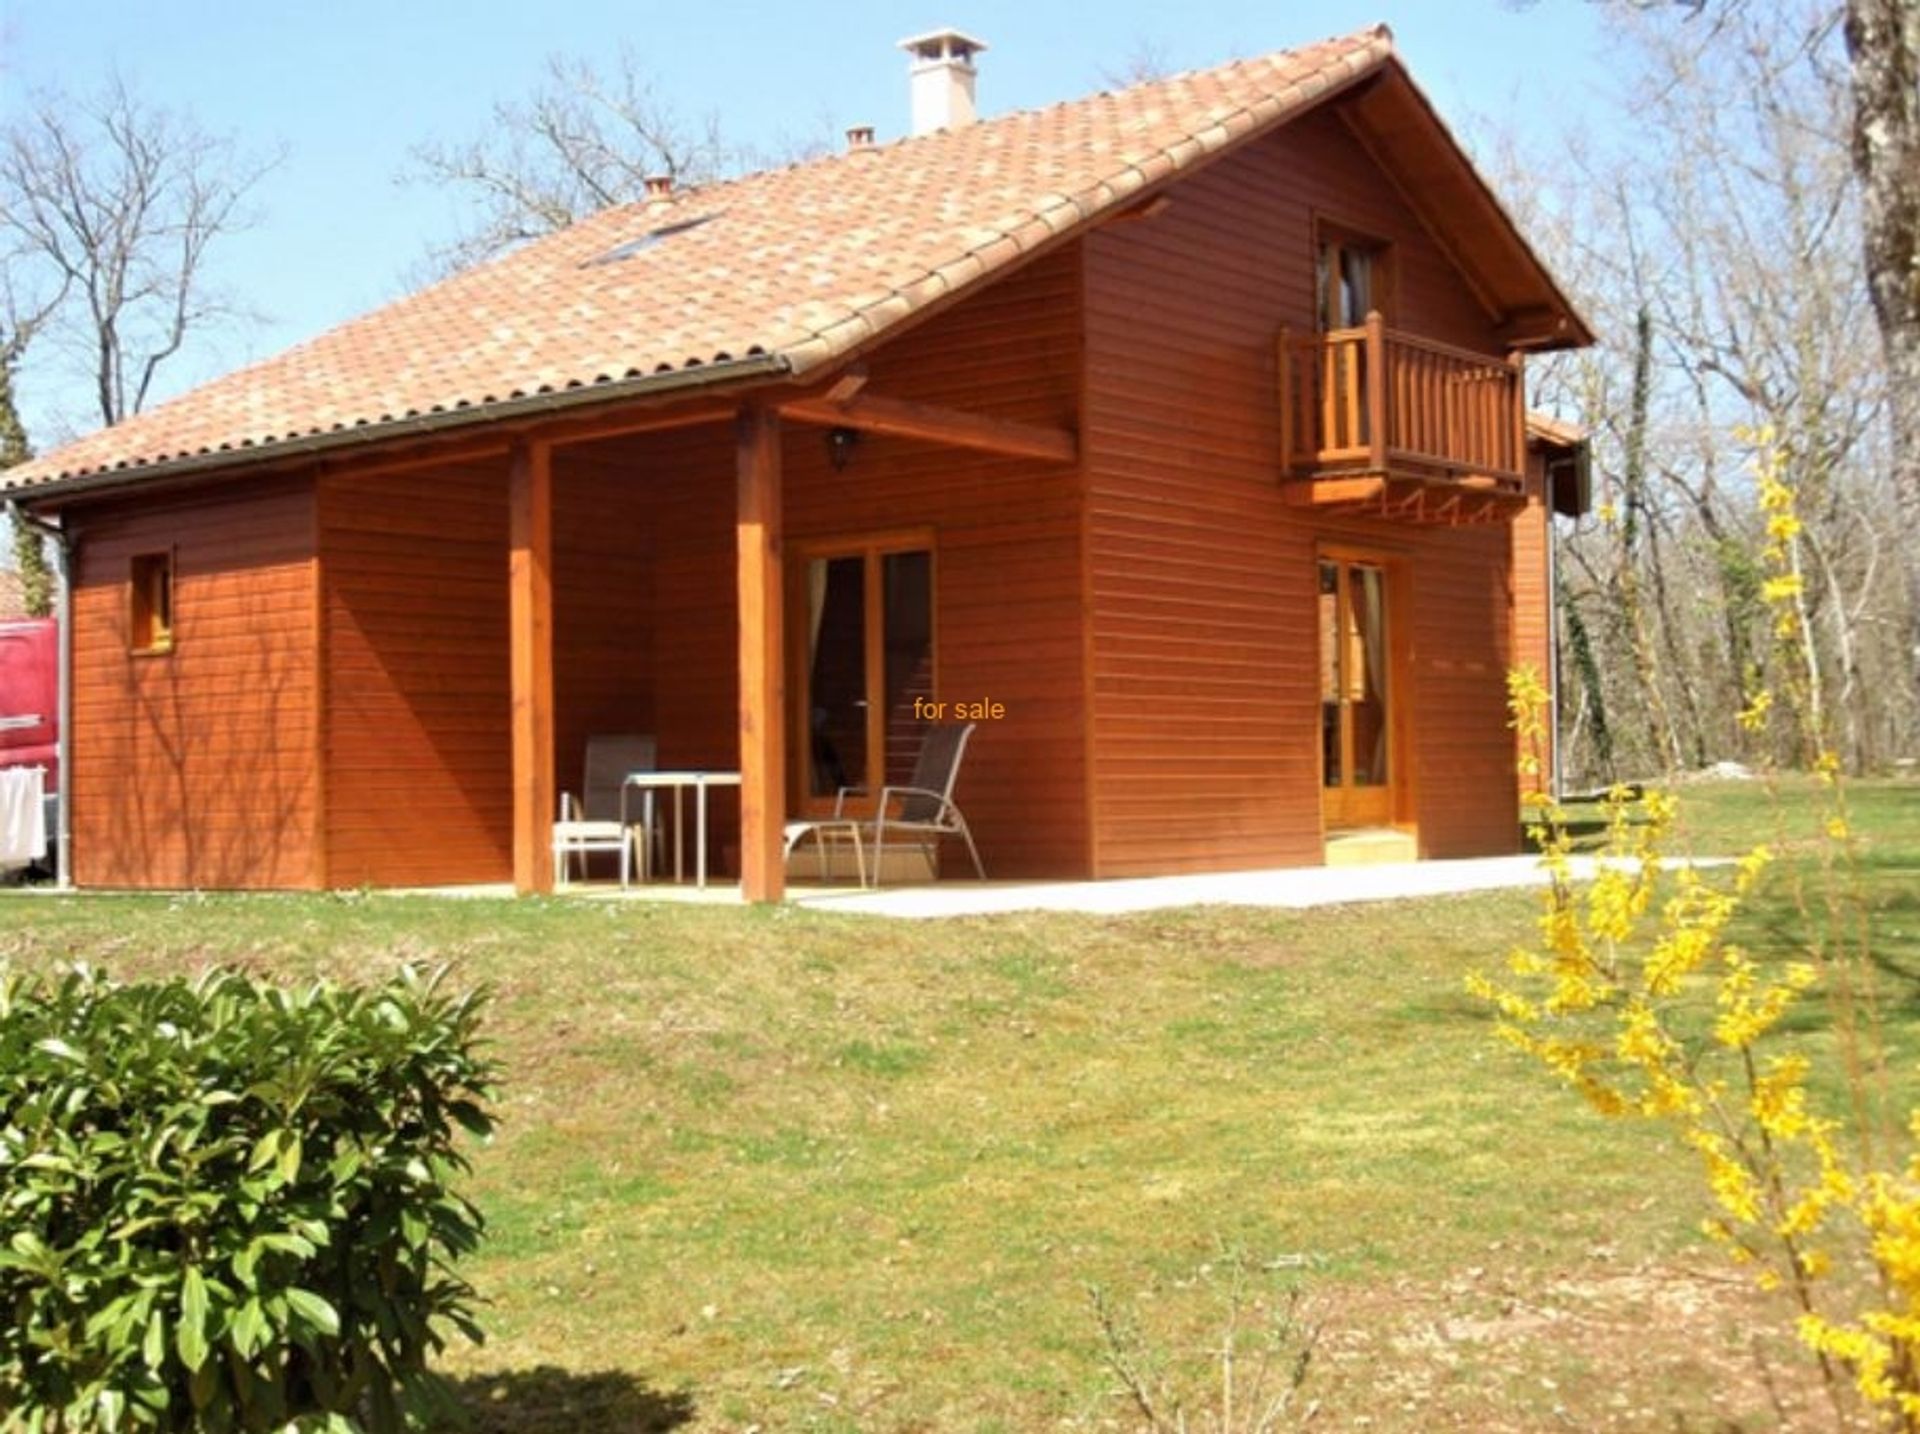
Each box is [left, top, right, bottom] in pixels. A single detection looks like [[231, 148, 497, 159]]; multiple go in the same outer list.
[[4, 26, 1591, 900]]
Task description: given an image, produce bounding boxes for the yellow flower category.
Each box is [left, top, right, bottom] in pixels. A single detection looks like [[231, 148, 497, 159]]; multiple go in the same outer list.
[[1690, 1129, 1761, 1224], [1736, 690, 1773, 732], [1750, 1054, 1811, 1140]]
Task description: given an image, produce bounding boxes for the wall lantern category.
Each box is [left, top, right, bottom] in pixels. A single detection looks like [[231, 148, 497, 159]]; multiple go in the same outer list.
[[826, 425, 861, 473]]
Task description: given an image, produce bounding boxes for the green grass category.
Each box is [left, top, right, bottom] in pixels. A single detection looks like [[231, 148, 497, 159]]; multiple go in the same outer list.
[[3, 778, 1917, 1431]]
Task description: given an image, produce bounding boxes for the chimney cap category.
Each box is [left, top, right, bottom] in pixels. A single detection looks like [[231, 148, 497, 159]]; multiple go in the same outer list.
[[898, 28, 989, 65], [845, 125, 876, 151], [643, 174, 673, 198]]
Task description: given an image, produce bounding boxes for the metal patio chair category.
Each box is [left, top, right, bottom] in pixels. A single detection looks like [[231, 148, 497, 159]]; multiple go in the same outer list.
[[553, 734, 658, 888]]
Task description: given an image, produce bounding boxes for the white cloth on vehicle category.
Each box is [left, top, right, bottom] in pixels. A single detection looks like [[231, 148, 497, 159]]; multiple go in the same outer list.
[[0, 766, 47, 864]]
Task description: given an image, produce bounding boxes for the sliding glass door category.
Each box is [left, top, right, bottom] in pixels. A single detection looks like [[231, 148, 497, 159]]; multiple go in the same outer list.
[[790, 536, 934, 815]]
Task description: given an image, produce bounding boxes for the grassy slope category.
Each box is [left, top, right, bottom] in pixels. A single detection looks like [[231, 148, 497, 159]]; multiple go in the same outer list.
[[3, 778, 1915, 1431]]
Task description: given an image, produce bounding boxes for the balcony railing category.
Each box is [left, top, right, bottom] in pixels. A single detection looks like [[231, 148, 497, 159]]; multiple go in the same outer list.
[[1279, 313, 1527, 496]]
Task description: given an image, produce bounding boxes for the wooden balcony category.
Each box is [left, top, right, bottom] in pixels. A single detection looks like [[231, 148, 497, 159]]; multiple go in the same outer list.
[[1279, 314, 1529, 525]]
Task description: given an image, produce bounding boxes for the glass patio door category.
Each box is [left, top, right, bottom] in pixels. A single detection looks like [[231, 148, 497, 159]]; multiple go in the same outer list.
[[790, 538, 934, 816], [1319, 556, 1394, 829]]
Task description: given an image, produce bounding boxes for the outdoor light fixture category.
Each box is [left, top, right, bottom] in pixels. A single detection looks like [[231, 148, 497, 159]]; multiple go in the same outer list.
[[826, 426, 861, 473]]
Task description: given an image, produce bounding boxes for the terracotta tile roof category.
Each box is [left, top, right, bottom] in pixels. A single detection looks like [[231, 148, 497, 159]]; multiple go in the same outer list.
[[3, 25, 1395, 492]]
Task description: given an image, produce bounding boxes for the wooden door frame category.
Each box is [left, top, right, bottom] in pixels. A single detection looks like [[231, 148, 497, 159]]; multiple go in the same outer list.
[[1316, 542, 1416, 839], [785, 527, 938, 818]]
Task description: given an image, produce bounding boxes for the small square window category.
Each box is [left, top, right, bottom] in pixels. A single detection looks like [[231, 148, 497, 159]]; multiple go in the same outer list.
[[130, 552, 174, 654]]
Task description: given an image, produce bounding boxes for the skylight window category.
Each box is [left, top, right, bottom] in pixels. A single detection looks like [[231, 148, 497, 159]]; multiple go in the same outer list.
[[586, 213, 719, 266]]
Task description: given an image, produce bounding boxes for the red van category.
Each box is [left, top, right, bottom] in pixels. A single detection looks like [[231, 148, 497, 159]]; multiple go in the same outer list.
[[0, 616, 57, 870]]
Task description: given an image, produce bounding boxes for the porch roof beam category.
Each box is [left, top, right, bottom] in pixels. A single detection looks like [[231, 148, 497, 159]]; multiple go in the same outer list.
[[779, 390, 1077, 465]]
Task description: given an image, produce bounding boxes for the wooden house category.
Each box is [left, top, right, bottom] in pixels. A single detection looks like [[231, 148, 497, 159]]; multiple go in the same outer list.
[[1, 25, 1591, 899]]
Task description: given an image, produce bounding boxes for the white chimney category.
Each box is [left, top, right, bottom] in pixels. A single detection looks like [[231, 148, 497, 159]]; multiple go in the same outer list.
[[898, 29, 987, 135]]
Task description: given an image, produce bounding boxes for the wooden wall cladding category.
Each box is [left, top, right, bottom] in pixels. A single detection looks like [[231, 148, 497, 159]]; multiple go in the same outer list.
[[551, 454, 658, 805], [1083, 105, 1526, 875], [318, 460, 512, 887], [68, 477, 320, 889], [1510, 452, 1556, 785]]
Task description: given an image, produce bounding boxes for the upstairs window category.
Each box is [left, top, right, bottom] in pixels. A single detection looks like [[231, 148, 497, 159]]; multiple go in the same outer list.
[[1317, 225, 1393, 331], [130, 552, 174, 654]]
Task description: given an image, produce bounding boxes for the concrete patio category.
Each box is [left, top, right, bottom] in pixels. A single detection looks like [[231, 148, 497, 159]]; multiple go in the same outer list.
[[5, 854, 1721, 915], [555, 851, 1720, 919]]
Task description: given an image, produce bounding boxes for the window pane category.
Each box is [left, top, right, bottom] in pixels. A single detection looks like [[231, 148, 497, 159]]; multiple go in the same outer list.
[[1350, 564, 1388, 787], [882, 550, 934, 788], [807, 556, 866, 798], [1340, 246, 1373, 326], [1318, 561, 1341, 789], [130, 552, 174, 654]]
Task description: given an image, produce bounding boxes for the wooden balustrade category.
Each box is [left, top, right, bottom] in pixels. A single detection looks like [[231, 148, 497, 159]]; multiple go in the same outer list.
[[1278, 315, 1526, 492]]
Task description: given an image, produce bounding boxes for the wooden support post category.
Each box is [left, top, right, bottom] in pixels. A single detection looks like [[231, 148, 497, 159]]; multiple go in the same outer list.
[[1365, 310, 1388, 471], [736, 403, 785, 903], [509, 438, 555, 895]]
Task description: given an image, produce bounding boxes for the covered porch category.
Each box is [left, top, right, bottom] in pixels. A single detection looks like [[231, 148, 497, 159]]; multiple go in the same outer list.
[[524, 390, 1079, 900], [370, 371, 1086, 902]]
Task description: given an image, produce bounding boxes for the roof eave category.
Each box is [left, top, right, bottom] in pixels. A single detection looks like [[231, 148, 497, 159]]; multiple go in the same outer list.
[[6, 353, 794, 506], [1346, 60, 1594, 352]]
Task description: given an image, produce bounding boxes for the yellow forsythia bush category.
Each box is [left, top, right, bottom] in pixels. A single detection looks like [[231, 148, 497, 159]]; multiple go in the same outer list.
[[1474, 436, 1920, 1426]]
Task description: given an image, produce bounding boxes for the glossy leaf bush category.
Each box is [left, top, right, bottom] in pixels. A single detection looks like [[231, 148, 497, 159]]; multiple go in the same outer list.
[[0, 965, 496, 1431]]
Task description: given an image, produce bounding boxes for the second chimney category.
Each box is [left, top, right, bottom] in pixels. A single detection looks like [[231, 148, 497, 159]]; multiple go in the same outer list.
[[898, 29, 987, 135]]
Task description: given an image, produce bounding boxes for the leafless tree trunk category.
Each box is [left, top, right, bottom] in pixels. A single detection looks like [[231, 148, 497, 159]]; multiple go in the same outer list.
[[1842, 0, 1920, 715]]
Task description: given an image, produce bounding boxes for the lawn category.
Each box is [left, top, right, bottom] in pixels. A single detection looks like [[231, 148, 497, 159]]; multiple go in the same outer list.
[[3, 777, 1917, 1431]]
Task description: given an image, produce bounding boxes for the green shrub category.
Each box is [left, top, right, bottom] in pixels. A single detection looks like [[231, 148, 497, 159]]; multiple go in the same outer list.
[[0, 964, 496, 1432]]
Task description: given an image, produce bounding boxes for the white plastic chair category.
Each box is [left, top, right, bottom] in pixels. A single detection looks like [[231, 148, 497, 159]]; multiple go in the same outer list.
[[553, 735, 657, 888]]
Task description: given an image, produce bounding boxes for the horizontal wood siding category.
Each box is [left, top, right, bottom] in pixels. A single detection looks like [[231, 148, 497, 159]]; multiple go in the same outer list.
[[1509, 451, 1556, 787], [552, 458, 657, 804], [319, 460, 512, 886], [1407, 523, 1522, 856], [1085, 105, 1524, 875], [69, 479, 319, 888]]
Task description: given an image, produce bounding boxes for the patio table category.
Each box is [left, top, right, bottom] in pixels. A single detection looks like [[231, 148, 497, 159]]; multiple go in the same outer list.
[[621, 770, 742, 889]]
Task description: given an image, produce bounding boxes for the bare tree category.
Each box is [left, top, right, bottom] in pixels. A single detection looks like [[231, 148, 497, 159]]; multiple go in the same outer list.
[[2, 266, 68, 617], [1494, 0, 1911, 779], [1100, 39, 1176, 88], [0, 76, 272, 430], [405, 48, 730, 274]]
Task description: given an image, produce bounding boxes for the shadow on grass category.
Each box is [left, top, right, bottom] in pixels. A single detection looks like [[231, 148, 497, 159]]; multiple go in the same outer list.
[[439, 1366, 695, 1432]]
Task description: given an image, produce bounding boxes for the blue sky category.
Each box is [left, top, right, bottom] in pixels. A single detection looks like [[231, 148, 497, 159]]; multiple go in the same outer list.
[[0, 1, 1623, 446]]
